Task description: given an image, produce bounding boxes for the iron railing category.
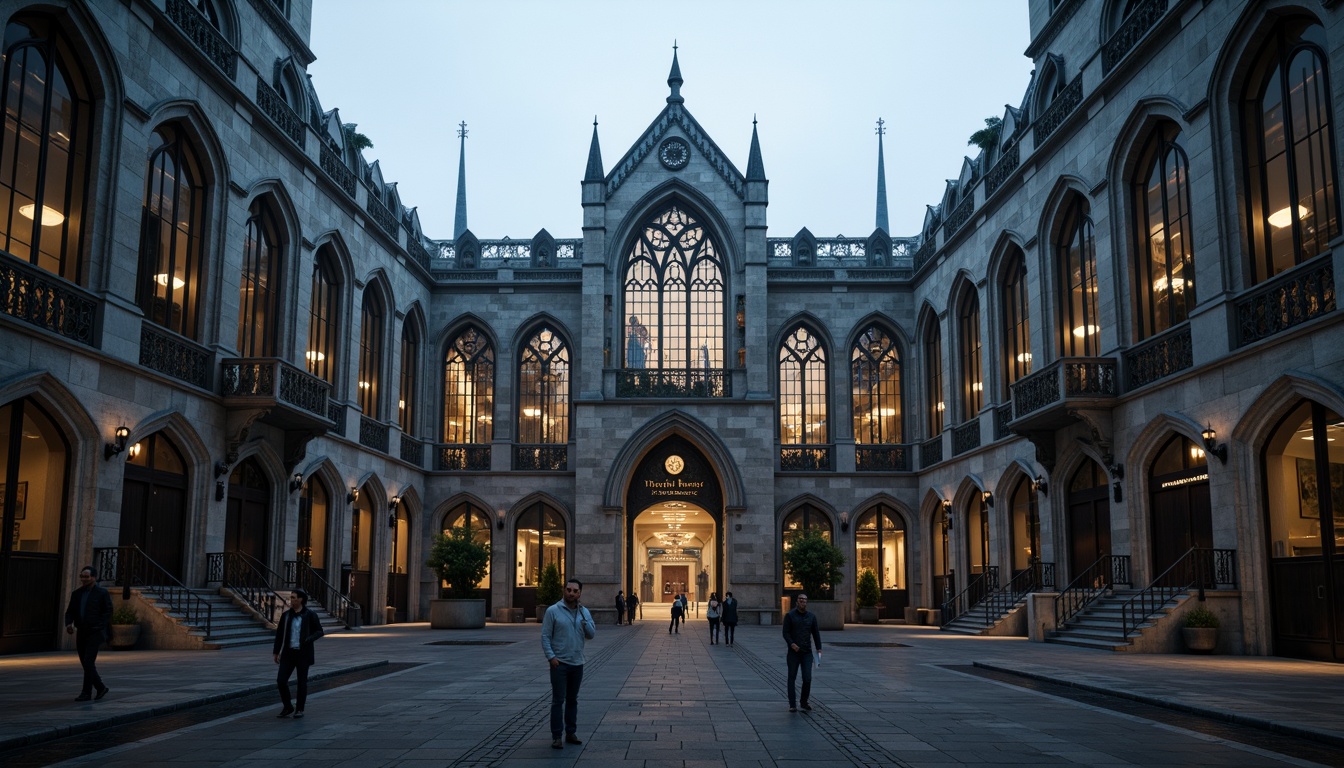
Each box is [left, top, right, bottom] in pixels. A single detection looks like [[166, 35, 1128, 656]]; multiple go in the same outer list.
[[1119, 548, 1237, 637], [319, 144, 356, 198], [957, 562, 1055, 629], [437, 443, 491, 471], [206, 551, 285, 625], [400, 434, 423, 466], [1125, 325, 1192, 390], [220, 358, 330, 417], [994, 402, 1014, 440], [984, 142, 1020, 198], [941, 566, 999, 624], [140, 325, 211, 388], [943, 192, 976, 239], [952, 419, 981, 455], [255, 79, 304, 147], [1102, 0, 1168, 74], [284, 559, 360, 628], [359, 416, 389, 452], [93, 545, 213, 634], [855, 444, 911, 471], [779, 445, 832, 471], [0, 249, 99, 346], [616, 369, 730, 398], [365, 194, 399, 239], [913, 236, 938, 272], [919, 435, 943, 467], [1011, 358, 1118, 419], [164, 0, 237, 78], [1033, 75, 1084, 147], [1054, 554, 1132, 629], [1235, 258, 1335, 347], [513, 444, 568, 471]]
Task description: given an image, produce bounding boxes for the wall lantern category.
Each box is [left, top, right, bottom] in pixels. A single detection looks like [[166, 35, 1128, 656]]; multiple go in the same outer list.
[[1032, 475, 1049, 496], [496, 508, 506, 530], [981, 490, 994, 508], [388, 496, 401, 527], [1201, 424, 1228, 464], [839, 511, 850, 532], [104, 425, 130, 460], [290, 472, 304, 493], [940, 499, 953, 529], [347, 486, 360, 505]]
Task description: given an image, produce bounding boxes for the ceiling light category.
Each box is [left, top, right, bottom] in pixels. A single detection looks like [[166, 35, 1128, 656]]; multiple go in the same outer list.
[[155, 273, 186, 290], [305, 350, 326, 362], [1268, 205, 1311, 229], [1073, 324, 1100, 338], [19, 203, 64, 227]]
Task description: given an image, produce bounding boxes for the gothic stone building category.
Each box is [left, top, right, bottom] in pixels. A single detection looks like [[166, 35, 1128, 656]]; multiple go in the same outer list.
[[2, 0, 1344, 664]]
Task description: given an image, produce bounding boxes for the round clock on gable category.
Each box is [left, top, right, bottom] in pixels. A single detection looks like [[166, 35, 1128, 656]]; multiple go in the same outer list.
[[658, 137, 690, 170]]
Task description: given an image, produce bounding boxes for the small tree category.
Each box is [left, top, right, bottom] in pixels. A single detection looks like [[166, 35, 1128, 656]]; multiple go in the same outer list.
[[536, 562, 563, 608], [782, 530, 846, 598], [426, 525, 491, 599], [968, 116, 1002, 151], [856, 569, 881, 609]]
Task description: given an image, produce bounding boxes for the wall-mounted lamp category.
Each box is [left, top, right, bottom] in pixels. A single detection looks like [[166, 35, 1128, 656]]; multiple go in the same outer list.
[[496, 509, 506, 530], [347, 486, 360, 504], [981, 490, 994, 508], [1032, 475, 1049, 496], [104, 425, 130, 460], [290, 472, 305, 493], [839, 511, 850, 532], [388, 495, 401, 527], [940, 499, 953, 530], [215, 461, 230, 479], [1201, 424, 1228, 464], [1113, 482, 1123, 503]]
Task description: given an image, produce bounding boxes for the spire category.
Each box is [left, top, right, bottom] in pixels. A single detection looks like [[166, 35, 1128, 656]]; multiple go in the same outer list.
[[454, 121, 468, 239], [746, 115, 765, 181], [667, 41, 684, 104], [585, 116, 604, 182], [875, 118, 889, 233]]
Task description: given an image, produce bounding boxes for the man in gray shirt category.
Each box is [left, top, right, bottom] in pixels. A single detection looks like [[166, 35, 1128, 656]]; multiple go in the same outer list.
[[541, 578, 596, 749]]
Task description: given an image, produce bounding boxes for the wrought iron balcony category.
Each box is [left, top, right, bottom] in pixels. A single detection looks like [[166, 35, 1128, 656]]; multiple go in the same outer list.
[[1235, 258, 1335, 348], [140, 325, 211, 388], [436, 443, 491, 471], [1032, 75, 1083, 147], [1009, 357, 1118, 431], [855, 444, 911, 472], [943, 193, 976, 239], [359, 416, 388, 453], [1124, 325, 1192, 390], [513, 444, 568, 471], [319, 144, 356, 198], [952, 419, 981, 456], [616, 369, 730, 398], [255, 79, 305, 148], [365, 194, 399, 239], [780, 445, 832, 472], [993, 402, 1014, 441], [399, 434, 423, 466], [220, 358, 332, 431], [164, 0, 237, 79], [0, 249, 99, 346], [1102, 0, 1167, 75], [984, 142, 1020, 199], [919, 435, 943, 468]]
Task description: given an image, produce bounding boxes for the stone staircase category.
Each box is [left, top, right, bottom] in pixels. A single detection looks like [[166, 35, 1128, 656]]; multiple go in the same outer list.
[[940, 596, 1029, 635], [1045, 589, 1182, 651], [140, 588, 348, 650]]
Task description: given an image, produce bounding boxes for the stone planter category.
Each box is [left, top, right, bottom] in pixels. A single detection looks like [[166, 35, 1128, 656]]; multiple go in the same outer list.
[[857, 606, 880, 625], [430, 599, 486, 629], [107, 624, 141, 650], [805, 599, 844, 631], [1182, 626, 1218, 653]]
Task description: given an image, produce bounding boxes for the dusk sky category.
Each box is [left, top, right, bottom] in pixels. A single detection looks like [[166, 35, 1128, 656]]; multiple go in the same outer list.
[[309, 1, 1034, 242]]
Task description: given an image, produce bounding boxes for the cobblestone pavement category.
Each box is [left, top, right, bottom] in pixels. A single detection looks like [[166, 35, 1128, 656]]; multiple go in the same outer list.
[[2, 620, 1342, 766]]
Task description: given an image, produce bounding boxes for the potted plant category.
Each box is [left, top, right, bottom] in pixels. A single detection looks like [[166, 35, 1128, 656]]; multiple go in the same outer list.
[[856, 569, 881, 624], [536, 562, 563, 619], [108, 605, 141, 650], [427, 525, 492, 629], [1182, 603, 1219, 653], [782, 530, 846, 630]]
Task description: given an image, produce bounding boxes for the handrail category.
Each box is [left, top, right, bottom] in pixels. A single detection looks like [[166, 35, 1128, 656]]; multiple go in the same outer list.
[[940, 566, 999, 624], [967, 562, 1056, 628], [1119, 548, 1237, 637], [286, 559, 360, 628], [1053, 554, 1132, 629], [93, 545, 213, 634], [206, 551, 285, 625]]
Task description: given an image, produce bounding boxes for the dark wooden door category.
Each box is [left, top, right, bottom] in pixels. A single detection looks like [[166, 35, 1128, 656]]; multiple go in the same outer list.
[[662, 565, 688, 602], [1067, 493, 1111, 582], [1150, 481, 1213, 579], [225, 496, 268, 563]]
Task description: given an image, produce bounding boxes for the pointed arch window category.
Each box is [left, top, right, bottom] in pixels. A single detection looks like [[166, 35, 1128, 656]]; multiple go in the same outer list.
[[621, 204, 726, 396], [1134, 124, 1196, 338], [306, 248, 340, 383], [1009, 476, 1041, 573], [1002, 249, 1032, 395], [1, 16, 93, 283], [1242, 20, 1339, 284], [783, 504, 833, 593], [851, 325, 903, 447], [297, 479, 329, 571], [237, 200, 282, 357], [924, 319, 944, 436], [779, 325, 829, 470], [444, 502, 492, 589], [958, 289, 983, 418], [443, 326, 494, 444], [1057, 196, 1100, 356], [517, 325, 570, 471], [398, 320, 419, 434], [138, 126, 205, 338], [357, 287, 384, 420]]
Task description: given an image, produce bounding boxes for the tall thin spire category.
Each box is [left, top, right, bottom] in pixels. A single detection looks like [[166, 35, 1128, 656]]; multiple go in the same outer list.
[[454, 121, 468, 239], [667, 41, 684, 104], [746, 115, 766, 181], [875, 118, 889, 233], [585, 116, 604, 181]]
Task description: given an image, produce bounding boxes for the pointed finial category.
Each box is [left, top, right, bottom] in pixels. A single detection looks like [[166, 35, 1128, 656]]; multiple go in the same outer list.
[[875, 117, 889, 233], [593, 115, 598, 128], [667, 42, 684, 104], [457, 121, 468, 140], [875, 117, 885, 137]]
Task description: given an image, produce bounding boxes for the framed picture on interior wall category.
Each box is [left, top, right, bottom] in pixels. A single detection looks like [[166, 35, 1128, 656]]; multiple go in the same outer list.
[[0, 482, 27, 520], [11, 522, 19, 548], [1298, 458, 1320, 519]]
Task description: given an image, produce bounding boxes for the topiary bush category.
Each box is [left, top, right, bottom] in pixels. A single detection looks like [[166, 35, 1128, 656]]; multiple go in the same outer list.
[[1185, 604, 1219, 629], [856, 569, 881, 609], [782, 530, 846, 598], [427, 525, 491, 599], [536, 562, 563, 608]]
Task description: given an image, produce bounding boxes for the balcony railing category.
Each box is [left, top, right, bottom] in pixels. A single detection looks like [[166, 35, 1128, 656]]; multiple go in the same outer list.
[[919, 435, 943, 468], [1011, 357, 1118, 422], [359, 416, 388, 453], [952, 419, 981, 456], [365, 194, 399, 239], [943, 193, 976, 239], [616, 369, 730, 398], [1235, 258, 1336, 347], [1102, 0, 1168, 75], [913, 237, 937, 272], [513, 444, 568, 471], [994, 402, 1014, 440], [165, 0, 237, 79], [984, 142, 1020, 198], [1124, 325, 1192, 390], [319, 144, 356, 198], [0, 250, 99, 346], [436, 443, 491, 471], [140, 325, 211, 388], [255, 79, 305, 148], [855, 444, 911, 472], [399, 434, 423, 466], [220, 358, 330, 422], [1033, 75, 1083, 147], [780, 445, 832, 471], [327, 402, 346, 434]]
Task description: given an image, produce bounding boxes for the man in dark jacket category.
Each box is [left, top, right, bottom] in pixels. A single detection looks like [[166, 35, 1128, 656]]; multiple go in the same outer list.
[[273, 588, 324, 718], [65, 566, 113, 701], [615, 590, 626, 625], [721, 591, 739, 646], [782, 593, 822, 712], [626, 592, 639, 624], [669, 594, 684, 634]]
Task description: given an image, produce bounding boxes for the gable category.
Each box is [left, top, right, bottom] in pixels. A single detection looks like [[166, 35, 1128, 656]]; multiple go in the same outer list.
[[606, 104, 746, 200]]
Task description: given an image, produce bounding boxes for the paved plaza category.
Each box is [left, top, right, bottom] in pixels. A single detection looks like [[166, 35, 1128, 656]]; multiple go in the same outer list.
[[1, 615, 1343, 767]]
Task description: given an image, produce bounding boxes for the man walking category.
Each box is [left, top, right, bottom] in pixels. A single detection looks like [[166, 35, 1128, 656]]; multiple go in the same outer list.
[[627, 592, 639, 624], [721, 591, 739, 646], [273, 588, 324, 718], [782, 593, 822, 712], [65, 566, 112, 701], [541, 578, 595, 749], [669, 593, 684, 634]]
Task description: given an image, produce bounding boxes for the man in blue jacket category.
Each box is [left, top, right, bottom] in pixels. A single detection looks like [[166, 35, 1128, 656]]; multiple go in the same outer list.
[[541, 578, 595, 749]]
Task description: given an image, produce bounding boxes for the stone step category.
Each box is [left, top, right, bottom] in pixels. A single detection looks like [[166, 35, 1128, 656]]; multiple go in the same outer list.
[[1045, 634, 1131, 651]]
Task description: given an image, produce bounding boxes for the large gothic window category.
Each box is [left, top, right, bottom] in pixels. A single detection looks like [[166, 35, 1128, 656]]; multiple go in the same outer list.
[[0, 17, 92, 284], [517, 325, 570, 470], [778, 325, 828, 470], [443, 326, 494, 444], [306, 248, 340, 383], [1133, 124, 1196, 338], [957, 288, 983, 419], [621, 204, 725, 390], [1057, 196, 1100, 357], [924, 318, 944, 436], [1002, 249, 1032, 396], [398, 320, 419, 434], [851, 325, 903, 449], [237, 200, 282, 357], [357, 287, 384, 420], [1242, 19, 1339, 284], [138, 126, 205, 338]]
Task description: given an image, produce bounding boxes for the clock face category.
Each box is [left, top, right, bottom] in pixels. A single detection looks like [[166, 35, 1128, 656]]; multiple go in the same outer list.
[[665, 455, 685, 475], [658, 137, 690, 170]]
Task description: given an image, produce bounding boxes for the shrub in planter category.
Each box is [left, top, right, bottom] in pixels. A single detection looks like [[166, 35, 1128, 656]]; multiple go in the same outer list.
[[1182, 604, 1219, 653], [856, 568, 882, 624], [782, 530, 845, 598], [1184, 605, 1219, 629], [427, 525, 491, 599], [536, 562, 563, 609], [108, 605, 141, 649]]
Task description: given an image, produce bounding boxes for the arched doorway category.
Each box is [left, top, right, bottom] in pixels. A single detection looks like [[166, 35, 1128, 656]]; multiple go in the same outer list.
[[1263, 400, 1344, 661], [442, 501, 492, 615], [225, 459, 269, 564], [854, 504, 907, 617], [514, 502, 565, 619], [0, 398, 69, 654], [387, 499, 410, 622], [932, 505, 952, 604], [1008, 476, 1041, 576], [119, 432, 188, 578], [782, 504, 833, 600], [1067, 459, 1111, 580], [1149, 434, 1212, 577], [297, 478, 329, 578], [348, 487, 374, 620]]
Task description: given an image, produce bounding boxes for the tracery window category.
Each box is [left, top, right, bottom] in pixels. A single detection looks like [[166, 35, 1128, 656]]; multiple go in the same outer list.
[[851, 325, 902, 444], [1, 16, 93, 283], [517, 326, 570, 445], [305, 248, 340, 383], [1057, 196, 1100, 357], [443, 326, 494, 444], [621, 204, 724, 372], [398, 320, 419, 434], [958, 289, 983, 418], [778, 325, 827, 446], [1241, 19, 1339, 284], [1002, 249, 1032, 395], [237, 200, 282, 357], [1133, 124, 1196, 338], [924, 319, 944, 435], [138, 126, 205, 338], [357, 287, 384, 419]]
